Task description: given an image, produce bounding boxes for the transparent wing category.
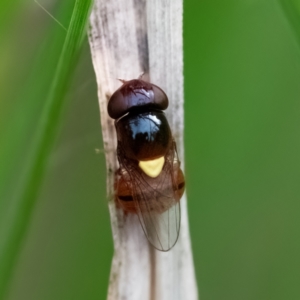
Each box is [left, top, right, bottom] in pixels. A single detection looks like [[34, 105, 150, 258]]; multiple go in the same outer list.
[[134, 171, 180, 251], [118, 141, 182, 251]]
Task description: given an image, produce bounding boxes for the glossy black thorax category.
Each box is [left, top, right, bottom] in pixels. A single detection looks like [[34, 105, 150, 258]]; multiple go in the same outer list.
[[115, 110, 172, 161]]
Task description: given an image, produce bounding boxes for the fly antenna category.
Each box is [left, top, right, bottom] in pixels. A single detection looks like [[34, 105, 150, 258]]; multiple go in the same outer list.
[[138, 72, 145, 79], [34, 0, 68, 32]]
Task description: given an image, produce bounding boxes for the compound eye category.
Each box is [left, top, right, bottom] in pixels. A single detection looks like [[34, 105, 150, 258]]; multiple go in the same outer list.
[[107, 79, 169, 119], [152, 84, 168, 110], [107, 90, 124, 119]]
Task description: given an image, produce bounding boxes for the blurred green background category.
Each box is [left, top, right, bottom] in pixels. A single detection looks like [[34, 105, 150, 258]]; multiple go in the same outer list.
[[1, 0, 300, 299]]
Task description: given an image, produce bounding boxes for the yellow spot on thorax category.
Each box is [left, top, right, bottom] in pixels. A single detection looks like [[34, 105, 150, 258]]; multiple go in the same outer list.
[[138, 156, 165, 178]]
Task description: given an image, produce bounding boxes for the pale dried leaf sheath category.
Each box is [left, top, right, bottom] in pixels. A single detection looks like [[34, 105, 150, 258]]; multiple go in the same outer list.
[[88, 0, 198, 299]]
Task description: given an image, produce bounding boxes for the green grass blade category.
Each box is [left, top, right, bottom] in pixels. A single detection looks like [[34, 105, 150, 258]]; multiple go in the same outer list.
[[0, 0, 93, 297]]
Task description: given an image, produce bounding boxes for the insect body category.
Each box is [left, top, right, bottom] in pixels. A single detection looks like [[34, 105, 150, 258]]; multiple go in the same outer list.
[[108, 79, 185, 251]]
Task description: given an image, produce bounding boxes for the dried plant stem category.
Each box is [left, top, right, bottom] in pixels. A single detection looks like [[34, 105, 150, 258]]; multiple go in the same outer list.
[[88, 1, 198, 299]]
